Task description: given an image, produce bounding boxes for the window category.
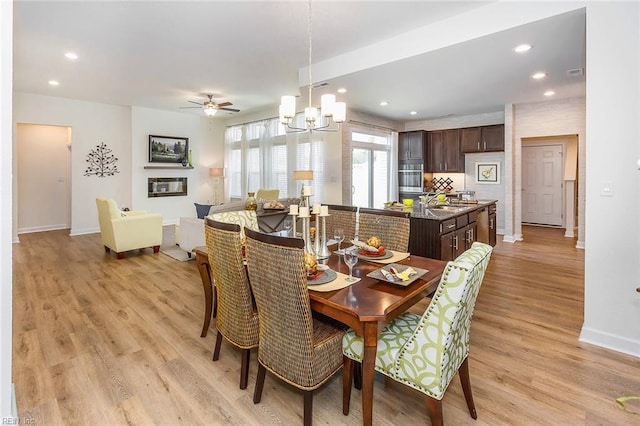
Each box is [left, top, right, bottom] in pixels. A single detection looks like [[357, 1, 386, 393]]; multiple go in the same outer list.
[[225, 115, 326, 202], [350, 130, 392, 208]]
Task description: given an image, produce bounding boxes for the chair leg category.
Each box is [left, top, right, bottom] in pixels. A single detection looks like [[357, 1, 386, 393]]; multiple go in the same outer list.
[[212, 332, 223, 361], [253, 363, 266, 404], [240, 349, 250, 390], [104, 246, 110, 253], [212, 285, 217, 318], [303, 390, 313, 426], [459, 357, 477, 419], [426, 397, 443, 426], [153, 245, 160, 253], [117, 252, 125, 259], [342, 356, 353, 415], [354, 362, 362, 390]]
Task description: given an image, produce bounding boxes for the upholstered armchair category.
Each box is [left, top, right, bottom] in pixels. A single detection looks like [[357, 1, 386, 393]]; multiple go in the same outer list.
[[96, 197, 163, 259], [255, 188, 279, 201], [342, 242, 493, 425]]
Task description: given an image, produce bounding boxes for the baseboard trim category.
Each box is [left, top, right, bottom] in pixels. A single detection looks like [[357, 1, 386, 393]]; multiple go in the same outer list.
[[17, 224, 69, 234], [579, 327, 640, 358], [575, 240, 585, 249], [502, 235, 517, 243], [11, 382, 18, 419], [69, 228, 99, 236]]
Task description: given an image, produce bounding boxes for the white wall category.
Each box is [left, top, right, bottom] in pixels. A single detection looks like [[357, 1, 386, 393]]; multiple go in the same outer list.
[[131, 107, 223, 224], [0, 0, 14, 418], [581, 2, 640, 356], [13, 93, 132, 236], [17, 124, 71, 233], [513, 98, 586, 246]]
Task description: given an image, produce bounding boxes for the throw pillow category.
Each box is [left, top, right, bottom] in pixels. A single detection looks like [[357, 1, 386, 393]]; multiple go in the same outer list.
[[194, 203, 213, 219]]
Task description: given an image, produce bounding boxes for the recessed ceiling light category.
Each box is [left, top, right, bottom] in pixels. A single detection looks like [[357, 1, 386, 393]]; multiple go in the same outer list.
[[379, 101, 388, 106], [337, 88, 347, 94], [532, 72, 547, 79], [544, 90, 555, 96], [48, 80, 60, 86], [65, 52, 78, 60], [410, 111, 417, 115], [513, 44, 532, 53]]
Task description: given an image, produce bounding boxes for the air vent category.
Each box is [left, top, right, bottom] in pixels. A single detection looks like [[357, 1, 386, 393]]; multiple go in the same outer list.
[[567, 68, 584, 77], [313, 82, 329, 88]]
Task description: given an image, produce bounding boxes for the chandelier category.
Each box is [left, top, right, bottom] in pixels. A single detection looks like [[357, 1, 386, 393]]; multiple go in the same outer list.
[[279, 0, 346, 133]]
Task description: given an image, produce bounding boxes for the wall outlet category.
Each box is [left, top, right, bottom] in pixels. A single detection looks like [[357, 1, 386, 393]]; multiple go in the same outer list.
[[600, 181, 613, 197]]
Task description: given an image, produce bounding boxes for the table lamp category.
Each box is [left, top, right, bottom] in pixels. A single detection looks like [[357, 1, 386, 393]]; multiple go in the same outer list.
[[293, 170, 313, 207], [209, 167, 225, 204]]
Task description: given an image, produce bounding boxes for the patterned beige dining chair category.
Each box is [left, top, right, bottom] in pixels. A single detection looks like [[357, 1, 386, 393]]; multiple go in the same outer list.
[[359, 209, 411, 252], [205, 218, 259, 389], [244, 228, 345, 426], [342, 242, 493, 426], [209, 210, 259, 238]]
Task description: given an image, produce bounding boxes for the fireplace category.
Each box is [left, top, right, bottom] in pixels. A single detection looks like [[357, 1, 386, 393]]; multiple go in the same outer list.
[[148, 177, 187, 197]]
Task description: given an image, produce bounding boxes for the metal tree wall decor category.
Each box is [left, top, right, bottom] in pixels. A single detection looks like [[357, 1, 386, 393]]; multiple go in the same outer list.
[[84, 142, 120, 177]]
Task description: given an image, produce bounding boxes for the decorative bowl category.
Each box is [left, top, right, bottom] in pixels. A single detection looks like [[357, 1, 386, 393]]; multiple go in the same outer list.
[[402, 198, 414, 207]]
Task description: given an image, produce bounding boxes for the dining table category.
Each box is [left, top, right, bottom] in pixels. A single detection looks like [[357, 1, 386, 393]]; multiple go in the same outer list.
[[311, 247, 447, 426]]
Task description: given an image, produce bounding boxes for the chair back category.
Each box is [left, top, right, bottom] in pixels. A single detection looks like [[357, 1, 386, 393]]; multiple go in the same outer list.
[[244, 228, 319, 387], [325, 205, 356, 243], [209, 210, 258, 238], [359, 209, 411, 252], [256, 189, 280, 201], [394, 242, 493, 398], [205, 218, 259, 348], [96, 197, 120, 243]]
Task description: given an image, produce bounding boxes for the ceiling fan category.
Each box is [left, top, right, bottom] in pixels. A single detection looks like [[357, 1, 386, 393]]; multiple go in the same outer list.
[[181, 94, 240, 116]]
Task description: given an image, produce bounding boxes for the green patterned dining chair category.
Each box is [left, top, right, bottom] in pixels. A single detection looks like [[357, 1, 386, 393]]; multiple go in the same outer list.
[[342, 242, 493, 426], [244, 227, 345, 426], [205, 218, 259, 389]]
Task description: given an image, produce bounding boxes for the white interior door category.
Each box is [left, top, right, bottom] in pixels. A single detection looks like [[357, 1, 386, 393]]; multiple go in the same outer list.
[[522, 144, 563, 226]]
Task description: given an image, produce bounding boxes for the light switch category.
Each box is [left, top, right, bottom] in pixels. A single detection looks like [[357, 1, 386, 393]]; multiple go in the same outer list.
[[600, 181, 614, 197]]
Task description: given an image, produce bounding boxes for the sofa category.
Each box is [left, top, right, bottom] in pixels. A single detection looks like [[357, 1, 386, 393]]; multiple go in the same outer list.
[[178, 199, 298, 255]]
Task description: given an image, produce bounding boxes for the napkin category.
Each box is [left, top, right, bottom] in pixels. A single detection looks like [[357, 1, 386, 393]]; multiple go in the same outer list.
[[350, 239, 378, 252]]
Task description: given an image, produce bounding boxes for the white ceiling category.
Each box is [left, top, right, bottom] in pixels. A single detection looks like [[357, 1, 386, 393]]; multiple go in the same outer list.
[[13, 1, 586, 122]]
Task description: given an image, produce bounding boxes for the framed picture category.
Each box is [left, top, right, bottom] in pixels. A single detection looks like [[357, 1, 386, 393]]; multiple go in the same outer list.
[[475, 162, 501, 184], [149, 135, 189, 163]]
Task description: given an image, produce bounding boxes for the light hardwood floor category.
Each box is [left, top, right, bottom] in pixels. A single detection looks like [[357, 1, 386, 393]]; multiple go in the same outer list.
[[12, 226, 640, 425]]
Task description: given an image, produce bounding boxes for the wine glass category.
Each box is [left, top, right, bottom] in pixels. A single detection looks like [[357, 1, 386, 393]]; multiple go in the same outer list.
[[343, 247, 359, 282], [334, 228, 345, 254], [283, 218, 293, 236]]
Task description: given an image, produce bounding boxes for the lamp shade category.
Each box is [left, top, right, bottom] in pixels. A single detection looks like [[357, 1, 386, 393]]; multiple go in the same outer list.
[[293, 170, 313, 180], [209, 167, 224, 177], [204, 106, 217, 117]]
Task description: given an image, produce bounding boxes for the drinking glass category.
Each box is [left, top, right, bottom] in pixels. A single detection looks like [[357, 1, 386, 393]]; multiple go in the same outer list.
[[334, 228, 345, 254], [283, 218, 293, 236], [343, 247, 359, 282]]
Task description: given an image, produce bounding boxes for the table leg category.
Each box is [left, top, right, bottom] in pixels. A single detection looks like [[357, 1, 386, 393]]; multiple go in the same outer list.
[[194, 249, 214, 337], [361, 322, 378, 426]]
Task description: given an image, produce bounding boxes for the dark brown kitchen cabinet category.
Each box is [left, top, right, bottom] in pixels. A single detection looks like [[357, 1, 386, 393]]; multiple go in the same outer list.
[[398, 131, 425, 161], [427, 129, 463, 173], [460, 125, 504, 153]]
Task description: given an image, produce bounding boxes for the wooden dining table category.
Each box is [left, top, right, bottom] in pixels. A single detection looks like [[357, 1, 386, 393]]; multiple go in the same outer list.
[[311, 249, 447, 426]]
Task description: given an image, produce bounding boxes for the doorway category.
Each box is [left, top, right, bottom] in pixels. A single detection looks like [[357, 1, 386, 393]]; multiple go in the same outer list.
[[350, 130, 391, 208], [17, 124, 72, 234], [522, 144, 564, 226]]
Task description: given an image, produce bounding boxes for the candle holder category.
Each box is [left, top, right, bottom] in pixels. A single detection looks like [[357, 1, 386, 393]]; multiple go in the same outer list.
[[289, 212, 298, 238], [301, 215, 315, 254], [316, 213, 331, 259]]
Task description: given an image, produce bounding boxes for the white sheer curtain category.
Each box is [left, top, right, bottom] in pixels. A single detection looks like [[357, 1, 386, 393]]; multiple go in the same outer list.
[[224, 114, 326, 201], [389, 132, 399, 201]]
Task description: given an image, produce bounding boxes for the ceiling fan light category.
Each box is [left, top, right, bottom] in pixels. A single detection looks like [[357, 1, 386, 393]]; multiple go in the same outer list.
[[204, 106, 217, 117]]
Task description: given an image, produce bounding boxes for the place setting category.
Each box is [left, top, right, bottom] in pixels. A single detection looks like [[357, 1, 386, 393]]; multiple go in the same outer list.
[[305, 246, 361, 292]]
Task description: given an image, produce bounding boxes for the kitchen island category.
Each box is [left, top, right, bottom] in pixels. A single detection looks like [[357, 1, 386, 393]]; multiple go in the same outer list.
[[396, 200, 497, 260]]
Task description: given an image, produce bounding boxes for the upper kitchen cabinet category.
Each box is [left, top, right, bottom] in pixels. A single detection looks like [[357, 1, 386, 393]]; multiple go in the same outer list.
[[427, 129, 464, 173], [398, 131, 426, 161], [460, 124, 505, 153]]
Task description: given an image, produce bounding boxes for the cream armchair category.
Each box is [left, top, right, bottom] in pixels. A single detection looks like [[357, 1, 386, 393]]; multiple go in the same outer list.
[[96, 197, 163, 259]]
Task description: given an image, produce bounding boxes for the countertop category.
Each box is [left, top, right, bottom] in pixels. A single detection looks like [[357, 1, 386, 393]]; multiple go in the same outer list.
[[387, 199, 497, 221]]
